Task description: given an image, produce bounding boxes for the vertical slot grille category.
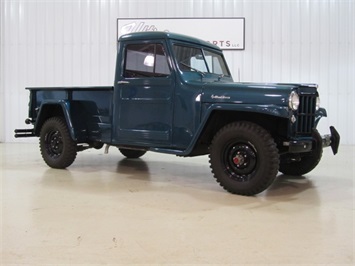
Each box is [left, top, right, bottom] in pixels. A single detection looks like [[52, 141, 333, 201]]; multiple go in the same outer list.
[[296, 95, 316, 134]]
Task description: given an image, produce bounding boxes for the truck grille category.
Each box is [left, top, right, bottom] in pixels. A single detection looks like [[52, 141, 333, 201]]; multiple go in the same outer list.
[[296, 94, 316, 134]]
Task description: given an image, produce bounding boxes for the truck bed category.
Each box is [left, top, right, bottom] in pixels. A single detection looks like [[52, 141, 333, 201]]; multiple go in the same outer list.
[[26, 86, 114, 143]]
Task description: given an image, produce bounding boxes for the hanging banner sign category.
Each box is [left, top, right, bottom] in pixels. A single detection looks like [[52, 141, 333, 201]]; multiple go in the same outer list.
[[117, 18, 245, 50]]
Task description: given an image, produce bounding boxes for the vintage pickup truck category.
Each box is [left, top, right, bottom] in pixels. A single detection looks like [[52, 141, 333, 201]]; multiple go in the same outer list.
[[15, 31, 340, 196]]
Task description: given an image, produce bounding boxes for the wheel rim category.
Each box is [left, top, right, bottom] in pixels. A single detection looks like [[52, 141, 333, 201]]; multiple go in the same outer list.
[[223, 142, 257, 182], [45, 130, 63, 159]]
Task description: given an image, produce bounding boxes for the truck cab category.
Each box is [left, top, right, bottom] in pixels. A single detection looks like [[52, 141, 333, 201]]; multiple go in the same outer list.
[[15, 31, 340, 196], [113, 32, 233, 152]]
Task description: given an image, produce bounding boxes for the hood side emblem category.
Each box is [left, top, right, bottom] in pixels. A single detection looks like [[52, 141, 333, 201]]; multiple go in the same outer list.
[[211, 95, 231, 100]]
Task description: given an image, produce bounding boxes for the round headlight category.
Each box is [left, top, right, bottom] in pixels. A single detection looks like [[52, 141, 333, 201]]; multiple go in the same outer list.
[[289, 91, 300, 111], [316, 96, 320, 110]]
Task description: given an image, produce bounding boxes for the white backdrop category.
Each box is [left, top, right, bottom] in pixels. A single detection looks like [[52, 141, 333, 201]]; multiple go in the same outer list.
[[1, 0, 354, 144], [117, 18, 245, 49]]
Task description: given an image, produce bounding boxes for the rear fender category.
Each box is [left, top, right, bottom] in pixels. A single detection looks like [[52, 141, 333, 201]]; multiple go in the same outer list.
[[34, 100, 76, 140]]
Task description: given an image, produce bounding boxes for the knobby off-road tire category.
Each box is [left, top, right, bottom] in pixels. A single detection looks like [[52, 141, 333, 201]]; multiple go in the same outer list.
[[119, 148, 146, 159], [40, 116, 77, 169], [209, 121, 280, 196], [279, 129, 323, 176]]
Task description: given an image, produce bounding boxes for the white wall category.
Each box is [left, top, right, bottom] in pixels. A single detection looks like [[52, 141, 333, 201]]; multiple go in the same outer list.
[[1, 0, 354, 144]]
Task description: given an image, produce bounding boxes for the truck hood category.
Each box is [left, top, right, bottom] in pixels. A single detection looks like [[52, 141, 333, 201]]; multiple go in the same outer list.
[[201, 82, 317, 105]]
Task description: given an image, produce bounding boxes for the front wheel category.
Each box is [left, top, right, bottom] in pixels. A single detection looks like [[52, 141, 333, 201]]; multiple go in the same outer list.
[[279, 129, 323, 176], [40, 116, 77, 169], [209, 121, 280, 196]]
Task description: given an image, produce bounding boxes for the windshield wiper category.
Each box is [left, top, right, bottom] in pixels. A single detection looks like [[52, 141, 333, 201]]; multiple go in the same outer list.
[[179, 62, 205, 77], [217, 74, 224, 81]]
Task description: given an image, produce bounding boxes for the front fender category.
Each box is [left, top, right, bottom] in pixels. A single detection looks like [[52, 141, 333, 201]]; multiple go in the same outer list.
[[179, 103, 289, 156], [315, 107, 327, 126], [34, 100, 76, 140]]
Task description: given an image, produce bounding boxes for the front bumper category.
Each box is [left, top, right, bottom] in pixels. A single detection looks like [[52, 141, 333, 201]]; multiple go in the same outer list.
[[283, 140, 313, 153], [321, 126, 340, 155], [283, 126, 340, 155]]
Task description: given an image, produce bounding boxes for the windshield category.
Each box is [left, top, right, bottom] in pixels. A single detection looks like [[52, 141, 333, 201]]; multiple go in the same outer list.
[[173, 44, 230, 77]]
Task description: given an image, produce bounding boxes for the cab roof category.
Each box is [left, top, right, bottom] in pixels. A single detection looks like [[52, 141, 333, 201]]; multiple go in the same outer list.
[[118, 31, 220, 51]]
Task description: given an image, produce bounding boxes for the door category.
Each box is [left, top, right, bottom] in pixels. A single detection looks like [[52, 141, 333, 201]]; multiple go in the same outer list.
[[115, 42, 174, 146]]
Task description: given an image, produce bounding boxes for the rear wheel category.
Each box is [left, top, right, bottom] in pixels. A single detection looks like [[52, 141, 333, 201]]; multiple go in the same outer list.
[[40, 117, 77, 169], [119, 148, 146, 159], [209, 121, 279, 196]]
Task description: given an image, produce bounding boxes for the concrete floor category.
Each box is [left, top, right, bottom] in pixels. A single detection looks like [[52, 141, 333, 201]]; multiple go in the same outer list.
[[1, 143, 354, 265]]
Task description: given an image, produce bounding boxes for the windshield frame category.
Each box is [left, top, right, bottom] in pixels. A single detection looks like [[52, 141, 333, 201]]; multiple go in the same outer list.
[[203, 49, 231, 77], [172, 43, 231, 77]]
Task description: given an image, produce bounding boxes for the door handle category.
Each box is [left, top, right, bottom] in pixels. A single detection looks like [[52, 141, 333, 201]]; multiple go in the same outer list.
[[117, 81, 130, 85]]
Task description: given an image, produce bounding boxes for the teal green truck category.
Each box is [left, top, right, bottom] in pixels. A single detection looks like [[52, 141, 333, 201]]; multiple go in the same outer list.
[[15, 32, 340, 196]]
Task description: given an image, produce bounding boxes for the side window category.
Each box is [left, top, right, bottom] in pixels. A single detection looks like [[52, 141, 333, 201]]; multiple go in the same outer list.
[[124, 43, 170, 78]]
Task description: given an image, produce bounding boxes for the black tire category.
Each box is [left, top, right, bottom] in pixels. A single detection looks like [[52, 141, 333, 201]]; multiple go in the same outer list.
[[40, 116, 77, 169], [119, 148, 146, 159], [209, 121, 279, 196], [279, 130, 323, 176]]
